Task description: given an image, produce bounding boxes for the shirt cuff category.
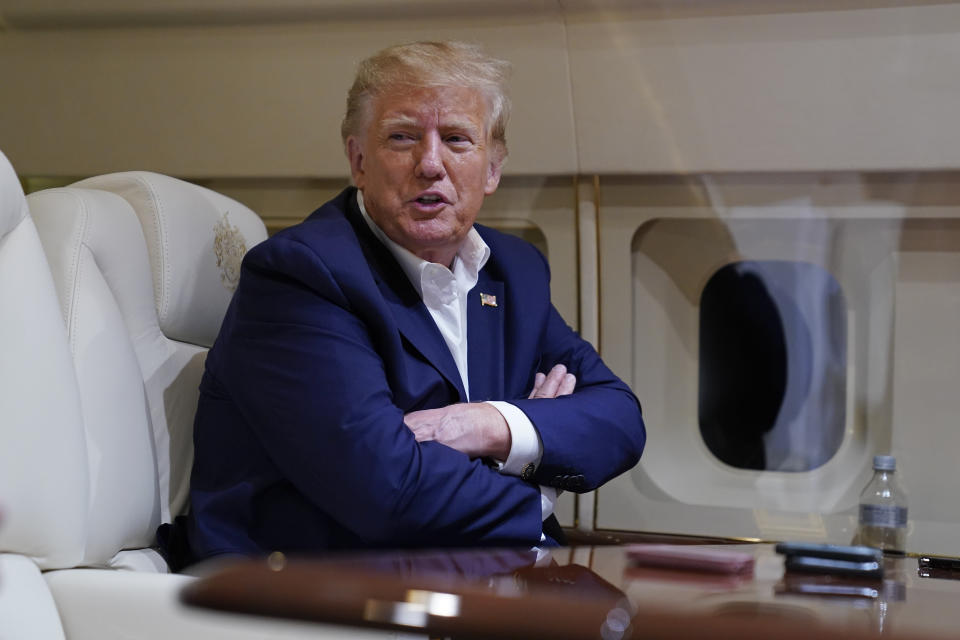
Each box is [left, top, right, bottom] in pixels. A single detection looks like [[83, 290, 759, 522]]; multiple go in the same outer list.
[[540, 485, 558, 522], [485, 401, 543, 476]]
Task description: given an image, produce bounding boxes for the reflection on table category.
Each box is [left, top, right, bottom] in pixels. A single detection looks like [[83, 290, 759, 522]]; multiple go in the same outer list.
[[181, 544, 960, 640]]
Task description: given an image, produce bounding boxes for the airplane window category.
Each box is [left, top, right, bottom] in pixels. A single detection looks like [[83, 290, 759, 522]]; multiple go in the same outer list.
[[699, 260, 847, 472]]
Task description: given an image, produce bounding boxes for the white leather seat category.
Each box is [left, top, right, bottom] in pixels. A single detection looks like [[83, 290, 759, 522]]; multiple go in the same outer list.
[[18, 166, 402, 639], [0, 149, 86, 640], [27, 172, 264, 601], [60, 172, 269, 528], [30, 172, 268, 569], [30, 184, 164, 571]]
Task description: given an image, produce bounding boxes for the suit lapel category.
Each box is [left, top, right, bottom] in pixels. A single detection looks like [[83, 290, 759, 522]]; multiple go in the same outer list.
[[344, 194, 467, 401], [378, 270, 467, 402], [467, 271, 505, 402]]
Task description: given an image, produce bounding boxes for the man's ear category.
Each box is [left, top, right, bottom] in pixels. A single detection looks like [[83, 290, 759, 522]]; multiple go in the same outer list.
[[484, 147, 505, 195], [346, 136, 366, 188]]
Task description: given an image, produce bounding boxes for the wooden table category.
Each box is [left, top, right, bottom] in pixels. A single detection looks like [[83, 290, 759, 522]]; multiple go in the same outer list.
[[181, 544, 960, 639]]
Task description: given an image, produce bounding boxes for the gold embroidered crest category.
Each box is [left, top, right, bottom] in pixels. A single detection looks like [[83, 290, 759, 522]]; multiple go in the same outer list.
[[213, 211, 246, 291]]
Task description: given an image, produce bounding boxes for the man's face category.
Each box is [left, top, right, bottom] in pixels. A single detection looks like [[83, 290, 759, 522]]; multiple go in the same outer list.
[[347, 85, 503, 266]]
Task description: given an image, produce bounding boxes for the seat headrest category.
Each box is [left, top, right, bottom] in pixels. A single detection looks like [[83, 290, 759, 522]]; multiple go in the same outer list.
[[71, 172, 267, 347], [0, 151, 28, 239], [0, 148, 90, 569]]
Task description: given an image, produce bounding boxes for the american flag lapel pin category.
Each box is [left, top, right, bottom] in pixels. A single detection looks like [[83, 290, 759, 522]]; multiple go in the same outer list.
[[480, 292, 498, 308]]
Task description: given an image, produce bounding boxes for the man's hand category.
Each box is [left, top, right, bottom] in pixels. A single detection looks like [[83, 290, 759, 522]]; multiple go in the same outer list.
[[404, 365, 576, 459], [404, 403, 512, 460], [528, 364, 576, 399]]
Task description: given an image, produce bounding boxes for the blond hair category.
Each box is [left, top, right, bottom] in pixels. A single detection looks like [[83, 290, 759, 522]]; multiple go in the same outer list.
[[341, 41, 511, 159]]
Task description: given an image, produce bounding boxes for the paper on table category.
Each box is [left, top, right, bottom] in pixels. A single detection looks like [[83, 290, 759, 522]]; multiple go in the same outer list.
[[624, 544, 756, 575]]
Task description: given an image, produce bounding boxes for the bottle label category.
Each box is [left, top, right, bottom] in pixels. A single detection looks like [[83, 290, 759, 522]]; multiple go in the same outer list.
[[859, 504, 907, 527]]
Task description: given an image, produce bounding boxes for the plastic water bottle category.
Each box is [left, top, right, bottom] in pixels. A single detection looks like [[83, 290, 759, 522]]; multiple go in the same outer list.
[[855, 455, 908, 554]]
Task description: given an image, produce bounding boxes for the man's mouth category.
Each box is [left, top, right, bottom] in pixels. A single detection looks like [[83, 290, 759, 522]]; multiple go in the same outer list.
[[413, 192, 448, 206]]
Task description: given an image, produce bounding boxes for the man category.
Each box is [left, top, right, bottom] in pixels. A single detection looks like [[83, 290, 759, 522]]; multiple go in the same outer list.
[[181, 41, 644, 563]]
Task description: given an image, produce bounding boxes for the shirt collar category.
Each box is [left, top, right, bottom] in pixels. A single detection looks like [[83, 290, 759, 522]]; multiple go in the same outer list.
[[357, 189, 490, 298]]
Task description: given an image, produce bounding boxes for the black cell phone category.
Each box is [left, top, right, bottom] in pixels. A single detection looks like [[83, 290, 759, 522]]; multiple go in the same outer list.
[[784, 556, 883, 580], [776, 579, 880, 599], [775, 542, 882, 563], [918, 556, 960, 571], [918, 556, 960, 580]]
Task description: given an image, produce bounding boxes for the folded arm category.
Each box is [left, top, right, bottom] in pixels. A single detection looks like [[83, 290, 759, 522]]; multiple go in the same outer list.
[[403, 363, 576, 459], [214, 237, 543, 547], [509, 305, 646, 492], [403, 297, 646, 496]]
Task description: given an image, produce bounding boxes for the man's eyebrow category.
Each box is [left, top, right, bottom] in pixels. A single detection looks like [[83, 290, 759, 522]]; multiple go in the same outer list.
[[378, 116, 419, 130], [440, 120, 482, 134], [377, 116, 484, 137]]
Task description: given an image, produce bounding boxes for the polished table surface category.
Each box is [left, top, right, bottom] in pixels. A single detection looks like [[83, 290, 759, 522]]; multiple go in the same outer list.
[[181, 544, 960, 640]]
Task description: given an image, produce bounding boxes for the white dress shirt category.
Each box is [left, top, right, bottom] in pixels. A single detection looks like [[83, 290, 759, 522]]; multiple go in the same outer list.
[[357, 191, 557, 523]]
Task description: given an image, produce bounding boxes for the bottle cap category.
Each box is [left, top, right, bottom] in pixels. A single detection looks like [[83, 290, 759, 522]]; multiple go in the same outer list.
[[873, 455, 896, 471]]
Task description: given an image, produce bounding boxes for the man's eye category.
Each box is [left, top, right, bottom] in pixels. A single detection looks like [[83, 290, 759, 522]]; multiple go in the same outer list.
[[446, 135, 471, 144], [388, 133, 415, 142]]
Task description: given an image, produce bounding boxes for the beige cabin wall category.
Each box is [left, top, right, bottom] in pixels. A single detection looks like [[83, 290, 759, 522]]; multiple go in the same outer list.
[[0, 6, 575, 177], [566, 2, 960, 173], [4, 2, 960, 176]]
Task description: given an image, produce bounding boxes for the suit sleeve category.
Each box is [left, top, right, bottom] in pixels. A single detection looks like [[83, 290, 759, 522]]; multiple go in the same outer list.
[[508, 260, 646, 494], [212, 236, 543, 547]]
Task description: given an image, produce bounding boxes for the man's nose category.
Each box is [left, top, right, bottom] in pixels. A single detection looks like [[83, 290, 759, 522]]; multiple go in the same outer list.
[[415, 134, 446, 180]]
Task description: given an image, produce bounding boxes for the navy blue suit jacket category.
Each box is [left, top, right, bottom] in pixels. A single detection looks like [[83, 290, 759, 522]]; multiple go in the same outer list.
[[185, 187, 644, 560]]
